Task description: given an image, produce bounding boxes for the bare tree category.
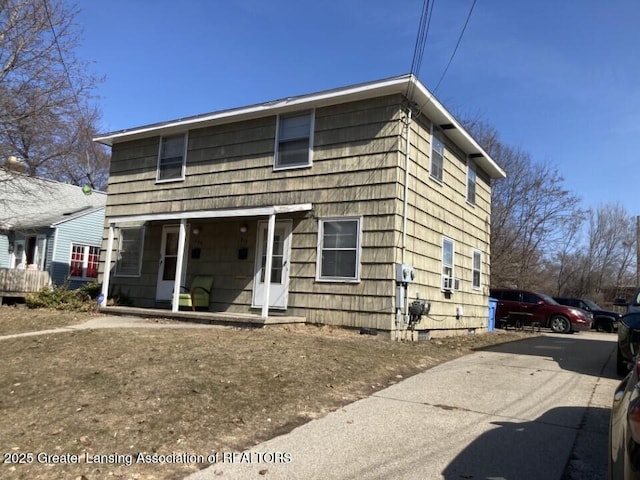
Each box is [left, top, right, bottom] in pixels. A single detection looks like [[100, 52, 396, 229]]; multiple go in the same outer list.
[[462, 118, 582, 291], [0, 0, 106, 189]]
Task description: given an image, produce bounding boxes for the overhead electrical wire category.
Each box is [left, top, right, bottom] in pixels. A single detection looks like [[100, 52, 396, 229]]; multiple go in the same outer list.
[[430, 0, 477, 95], [407, 0, 434, 99]]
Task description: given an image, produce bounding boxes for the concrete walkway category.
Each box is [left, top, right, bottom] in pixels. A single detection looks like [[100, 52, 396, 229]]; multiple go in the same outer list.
[[0, 315, 223, 340]]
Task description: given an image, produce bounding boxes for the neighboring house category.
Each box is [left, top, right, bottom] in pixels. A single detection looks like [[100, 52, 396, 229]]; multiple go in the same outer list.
[[0, 166, 106, 301], [94, 74, 506, 336]]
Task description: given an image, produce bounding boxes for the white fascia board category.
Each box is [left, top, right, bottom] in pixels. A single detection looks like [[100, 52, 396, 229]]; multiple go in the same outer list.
[[108, 203, 313, 225], [409, 80, 506, 179], [93, 76, 413, 147]]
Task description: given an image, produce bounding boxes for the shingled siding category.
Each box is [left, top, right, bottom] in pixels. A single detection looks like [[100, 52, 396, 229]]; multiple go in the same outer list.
[[103, 95, 406, 330], [394, 108, 493, 333]]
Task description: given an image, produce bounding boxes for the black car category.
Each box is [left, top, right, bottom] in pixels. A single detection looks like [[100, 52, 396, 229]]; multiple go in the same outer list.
[[610, 313, 640, 478], [553, 297, 621, 333]]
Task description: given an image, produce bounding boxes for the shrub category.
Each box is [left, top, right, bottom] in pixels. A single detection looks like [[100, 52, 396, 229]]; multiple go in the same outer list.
[[26, 284, 97, 312]]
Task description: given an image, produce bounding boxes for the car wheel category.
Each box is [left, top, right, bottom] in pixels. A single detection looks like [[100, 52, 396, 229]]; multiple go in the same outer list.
[[595, 321, 604, 332], [617, 345, 628, 376], [550, 315, 571, 334], [604, 321, 614, 333]]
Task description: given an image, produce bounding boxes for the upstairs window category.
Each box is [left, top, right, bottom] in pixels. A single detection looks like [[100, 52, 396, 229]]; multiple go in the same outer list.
[[467, 162, 477, 205], [430, 127, 444, 183], [275, 111, 313, 169], [157, 133, 187, 182], [70, 244, 100, 279]]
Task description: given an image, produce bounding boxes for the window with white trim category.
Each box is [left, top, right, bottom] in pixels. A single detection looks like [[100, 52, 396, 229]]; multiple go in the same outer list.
[[115, 227, 145, 277], [467, 162, 477, 205], [472, 250, 481, 289], [157, 133, 187, 182], [69, 244, 100, 279], [430, 127, 444, 183], [275, 111, 313, 169], [317, 217, 361, 281], [442, 237, 454, 289]]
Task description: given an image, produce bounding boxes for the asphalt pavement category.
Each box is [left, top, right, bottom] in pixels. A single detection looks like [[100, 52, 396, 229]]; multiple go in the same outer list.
[[185, 331, 619, 480]]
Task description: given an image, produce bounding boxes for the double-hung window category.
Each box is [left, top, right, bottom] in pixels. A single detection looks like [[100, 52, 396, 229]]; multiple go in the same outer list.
[[115, 227, 145, 277], [69, 244, 100, 279], [275, 111, 314, 169], [157, 133, 187, 182], [467, 161, 477, 205], [317, 217, 361, 282], [472, 250, 481, 289], [430, 127, 444, 183], [442, 237, 454, 289]]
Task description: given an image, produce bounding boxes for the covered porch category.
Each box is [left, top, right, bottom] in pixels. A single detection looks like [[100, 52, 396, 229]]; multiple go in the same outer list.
[[99, 203, 313, 321]]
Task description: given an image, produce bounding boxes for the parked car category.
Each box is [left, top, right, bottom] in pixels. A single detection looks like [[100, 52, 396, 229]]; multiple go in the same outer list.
[[553, 297, 620, 333], [609, 313, 640, 478], [490, 288, 592, 334], [614, 289, 640, 375]]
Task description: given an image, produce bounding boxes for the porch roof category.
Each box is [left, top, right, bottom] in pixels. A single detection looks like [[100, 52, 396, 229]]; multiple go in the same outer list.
[[108, 203, 313, 225]]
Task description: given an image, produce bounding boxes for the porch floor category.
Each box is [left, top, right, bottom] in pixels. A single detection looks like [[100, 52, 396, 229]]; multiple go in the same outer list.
[[98, 306, 306, 328]]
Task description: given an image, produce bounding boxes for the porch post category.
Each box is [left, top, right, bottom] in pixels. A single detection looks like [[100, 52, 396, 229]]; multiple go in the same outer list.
[[171, 219, 188, 312], [261, 213, 276, 320], [99, 224, 114, 308]]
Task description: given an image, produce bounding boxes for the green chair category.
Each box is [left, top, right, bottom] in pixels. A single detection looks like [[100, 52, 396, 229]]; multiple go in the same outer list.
[[177, 276, 213, 311]]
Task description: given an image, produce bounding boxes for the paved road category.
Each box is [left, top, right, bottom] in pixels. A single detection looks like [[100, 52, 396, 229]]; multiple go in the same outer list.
[[186, 331, 619, 480]]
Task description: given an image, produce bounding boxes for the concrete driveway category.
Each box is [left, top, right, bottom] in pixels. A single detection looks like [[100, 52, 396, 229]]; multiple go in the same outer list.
[[186, 331, 619, 480]]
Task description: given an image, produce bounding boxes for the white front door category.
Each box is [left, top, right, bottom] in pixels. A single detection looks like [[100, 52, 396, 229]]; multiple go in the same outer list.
[[12, 240, 26, 268], [252, 220, 292, 310], [156, 225, 188, 301]]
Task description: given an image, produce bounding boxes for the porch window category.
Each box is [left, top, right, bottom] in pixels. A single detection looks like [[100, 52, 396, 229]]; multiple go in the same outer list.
[[115, 227, 145, 277], [70, 244, 100, 279], [430, 127, 444, 183], [472, 250, 481, 289], [467, 161, 477, 205], [275, 111, 313, 169], [157, 133, 187, 182], [317, 217, 361, 282]]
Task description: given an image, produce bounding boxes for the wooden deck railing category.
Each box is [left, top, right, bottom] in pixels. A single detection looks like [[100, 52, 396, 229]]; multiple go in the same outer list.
[[0, 268, 51, 301]]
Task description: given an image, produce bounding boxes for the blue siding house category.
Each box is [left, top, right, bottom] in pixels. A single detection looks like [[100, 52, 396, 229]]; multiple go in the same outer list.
[[0, 165, 106, 300]]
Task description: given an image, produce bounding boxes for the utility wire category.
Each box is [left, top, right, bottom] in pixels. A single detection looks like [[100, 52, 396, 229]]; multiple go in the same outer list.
[[431, 0, 477, 95], [407, 0, 434, 99]]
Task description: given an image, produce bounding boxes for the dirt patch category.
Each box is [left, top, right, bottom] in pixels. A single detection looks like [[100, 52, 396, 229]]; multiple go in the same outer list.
[[0, 311, 531, 479]]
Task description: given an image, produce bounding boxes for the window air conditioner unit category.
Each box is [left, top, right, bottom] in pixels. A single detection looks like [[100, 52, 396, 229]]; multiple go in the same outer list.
[[442, 276, 460, 291]]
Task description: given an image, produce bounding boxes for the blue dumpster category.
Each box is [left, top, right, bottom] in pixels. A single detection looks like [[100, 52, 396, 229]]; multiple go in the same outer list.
[[488, 297, 497, 332]]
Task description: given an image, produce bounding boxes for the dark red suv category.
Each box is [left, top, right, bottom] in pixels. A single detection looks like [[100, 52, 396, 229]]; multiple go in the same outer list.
[[490, 288, 592, 334]]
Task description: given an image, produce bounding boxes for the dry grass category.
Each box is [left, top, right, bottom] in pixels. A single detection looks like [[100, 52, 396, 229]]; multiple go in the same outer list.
[[0, 309, 529, 480], [0, 306, 92, 336]]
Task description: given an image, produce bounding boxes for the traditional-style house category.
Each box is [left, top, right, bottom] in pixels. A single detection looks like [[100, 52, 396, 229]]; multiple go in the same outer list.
[[0, 165, 106, 303], [94, 74, 505, 336]]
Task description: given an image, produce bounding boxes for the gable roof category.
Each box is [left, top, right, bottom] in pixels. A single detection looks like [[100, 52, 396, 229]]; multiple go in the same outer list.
[[0, 170, 107, 230], [94, 74, 505, 179]]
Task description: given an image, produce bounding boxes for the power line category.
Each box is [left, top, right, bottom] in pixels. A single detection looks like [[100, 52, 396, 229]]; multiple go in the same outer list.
[[431, 0, 477, 94], [407, 0, 435, 99]]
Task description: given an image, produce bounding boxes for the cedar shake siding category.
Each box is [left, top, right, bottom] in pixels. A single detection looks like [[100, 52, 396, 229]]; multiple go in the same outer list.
[[96, 75, 504, 335]]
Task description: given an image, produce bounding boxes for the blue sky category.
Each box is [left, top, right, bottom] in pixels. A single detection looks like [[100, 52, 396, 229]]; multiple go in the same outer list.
[[76, 0, 640, 215]]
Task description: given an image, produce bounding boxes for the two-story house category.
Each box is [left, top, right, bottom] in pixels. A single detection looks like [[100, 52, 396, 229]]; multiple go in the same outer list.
[[94, 74, 505, 336]]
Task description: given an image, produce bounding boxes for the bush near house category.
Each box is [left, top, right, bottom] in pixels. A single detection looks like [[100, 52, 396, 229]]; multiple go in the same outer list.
[[25, 281, 101, 311]]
